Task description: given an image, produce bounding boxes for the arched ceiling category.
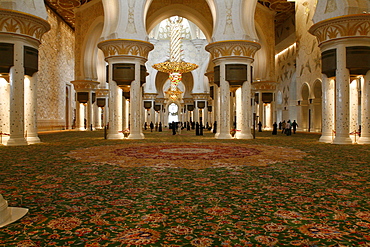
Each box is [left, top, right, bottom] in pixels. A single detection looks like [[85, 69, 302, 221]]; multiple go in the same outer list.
[[44, 0, 295, 31], [145, 0, 213, 41]]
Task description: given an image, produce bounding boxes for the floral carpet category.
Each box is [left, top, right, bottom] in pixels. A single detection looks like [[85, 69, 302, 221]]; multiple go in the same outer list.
[[0, 130, 370, 246], [68, 143, 306, 169]]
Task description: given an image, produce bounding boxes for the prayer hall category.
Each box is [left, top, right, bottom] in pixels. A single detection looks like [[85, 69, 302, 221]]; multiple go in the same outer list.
[[0, 0, 370, 246]]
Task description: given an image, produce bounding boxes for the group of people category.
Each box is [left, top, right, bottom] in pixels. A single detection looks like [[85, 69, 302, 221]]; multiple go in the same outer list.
[[144, 121, 162, 132], [144, 121, 214, 136], [271, 120, 298, 136]]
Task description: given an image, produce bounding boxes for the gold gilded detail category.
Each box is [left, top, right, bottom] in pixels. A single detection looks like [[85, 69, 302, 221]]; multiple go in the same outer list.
[[309, 14, 370, 45], [0, 9, 50, 41], [95, 89, 110, 98], [71, 80, 99, 90], [98, 39, 154, 59], [205, 40, 261, 60]]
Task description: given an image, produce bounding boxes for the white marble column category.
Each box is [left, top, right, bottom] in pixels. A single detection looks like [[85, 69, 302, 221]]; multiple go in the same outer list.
[[203, 101, 208, 127], [25, 75, 40, 144], [96, 106, 102, 129], [319, 75, 335, 142], [214, 85, 220, 137], [236, 80, 253, 139], [333, 45, 352, 144], [349, 79, 359, 142], [0, 77, 10, 145], [87, 91, 93, 131], [195, 102, 201, 124], [7, 43, 27, 146], [107, 83, 124, 139], [128, 61, 144, 139], [122, 96, 127, 130], [258, 92, 263, 126], [75, 102, 82, 130], [217, 62, 232, 139], [230, 92, 235, 129], [358, 71, 370, 144]]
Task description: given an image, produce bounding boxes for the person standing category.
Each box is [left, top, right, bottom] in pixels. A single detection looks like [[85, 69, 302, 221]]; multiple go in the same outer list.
[[272, 122, 278, 135], [258, 121, 262, 132], [285, 120, 292, 136], [150, 121, 154, 132], [281, 120, 286, 134], [172, 121, 176, 135], [292, 120, 298, 134]]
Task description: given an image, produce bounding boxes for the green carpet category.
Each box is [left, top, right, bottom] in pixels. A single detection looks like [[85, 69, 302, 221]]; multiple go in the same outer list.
[[1, 130, 370, 246]]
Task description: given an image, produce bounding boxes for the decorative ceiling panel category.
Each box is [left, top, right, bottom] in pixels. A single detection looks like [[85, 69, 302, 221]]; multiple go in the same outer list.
[[258, 0, 295, 27], [44, 0, 92, 28]]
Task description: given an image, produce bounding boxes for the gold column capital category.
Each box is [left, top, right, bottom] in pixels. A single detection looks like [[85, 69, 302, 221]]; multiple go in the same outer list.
[[71, 80, 100, 91], [205, 40, 261, 61], [0, 8, 50, 42], [97, 39, 154, 60], [309, 14, 370, 47]]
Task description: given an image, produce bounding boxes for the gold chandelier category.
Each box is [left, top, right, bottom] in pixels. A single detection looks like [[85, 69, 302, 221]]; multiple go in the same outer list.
[[152, 61, 198, 74], [152, 17, 198, 101]]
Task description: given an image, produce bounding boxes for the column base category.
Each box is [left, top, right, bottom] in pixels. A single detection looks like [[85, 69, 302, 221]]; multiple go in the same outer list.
[[319, 134, 333, 143], [216, 133, 233, 139], [357, 136, 370, 144], [332, 136, 353, 144], [1, 136, 10, 145], [107, 133, 124, 139], [0, 194, 28, 227], [128, 133, 145, 139], [235, 132, 253, 139], [27, 136, 41, 144], [6, 137, 28, 146]]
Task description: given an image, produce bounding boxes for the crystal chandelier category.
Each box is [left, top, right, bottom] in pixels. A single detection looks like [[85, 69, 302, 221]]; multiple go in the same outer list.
[[152, 17, 198, 101]]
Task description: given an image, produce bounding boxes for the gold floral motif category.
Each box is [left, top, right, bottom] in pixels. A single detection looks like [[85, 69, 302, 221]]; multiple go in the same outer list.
[[309, 14, 370, 45], [98, 39, 154, 59], [0, 9, 50, 41], [205, 40, 261, 60]]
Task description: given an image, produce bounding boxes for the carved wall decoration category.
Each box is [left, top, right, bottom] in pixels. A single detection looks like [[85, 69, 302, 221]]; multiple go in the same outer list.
[[126, 0, 137, 34], [37, 8, 74, 126], [223, 0, 235, 35]]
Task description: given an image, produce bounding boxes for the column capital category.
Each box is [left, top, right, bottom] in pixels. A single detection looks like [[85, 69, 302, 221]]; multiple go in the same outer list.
[[252, 81, 277, 91], [0, 9, 50, 43], [98, 39, 154, 60], [205, 40, 261, 62], [309, 14, 370, 47], [143, 93, 158, 100], [71, 80, 100, 91], [191, 93, 210, 101], [96, 88, 110, 98]]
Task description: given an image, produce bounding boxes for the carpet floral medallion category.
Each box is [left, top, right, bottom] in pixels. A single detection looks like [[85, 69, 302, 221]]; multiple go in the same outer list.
[[67, 143, 307, 169]]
